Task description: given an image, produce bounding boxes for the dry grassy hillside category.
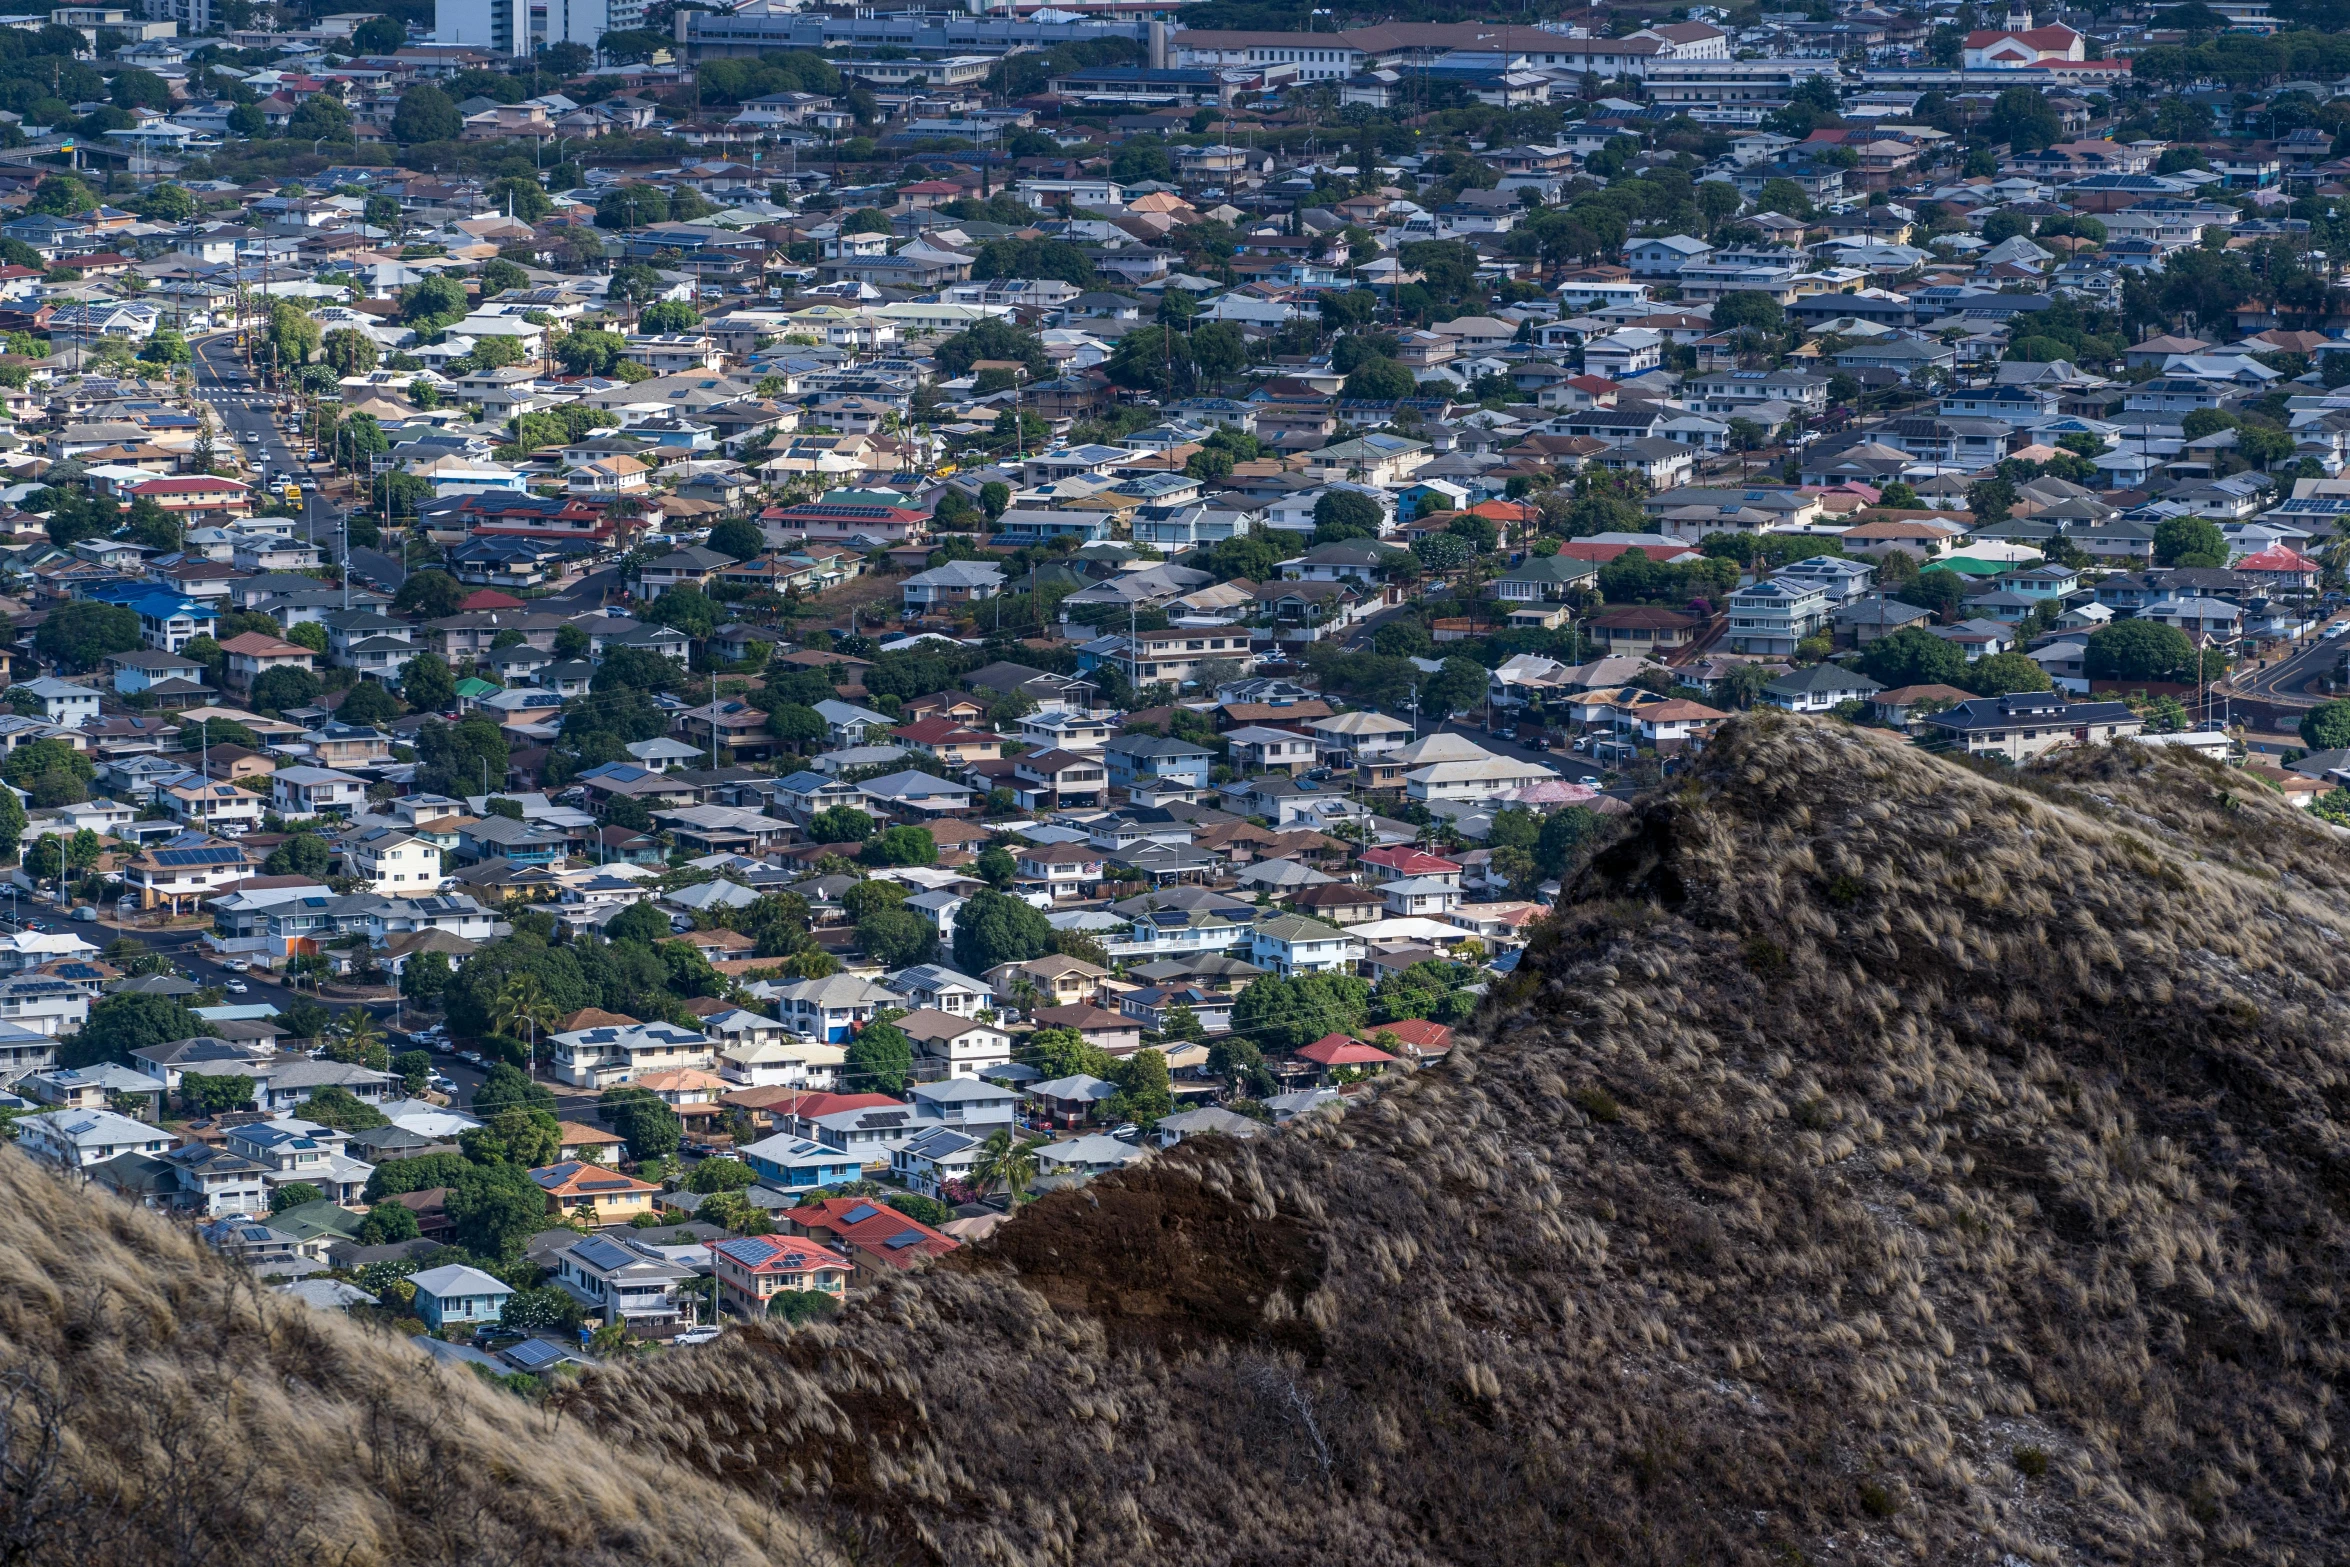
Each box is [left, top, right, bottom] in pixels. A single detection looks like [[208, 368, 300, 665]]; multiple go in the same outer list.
[[14, 713, 2350, 1566], [574, 715, 2350, 1565], [0, 1160, 841, 1567]]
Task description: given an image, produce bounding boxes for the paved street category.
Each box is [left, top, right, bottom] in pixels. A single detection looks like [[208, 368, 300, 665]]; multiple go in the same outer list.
[[191, 331, 349, 566]]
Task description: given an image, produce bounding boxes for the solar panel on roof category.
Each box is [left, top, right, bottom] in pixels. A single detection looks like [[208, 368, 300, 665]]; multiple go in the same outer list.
[[153, 847, 241, 866], [884, 1230, 924, 1250], [842, 1203, 882, 1225]]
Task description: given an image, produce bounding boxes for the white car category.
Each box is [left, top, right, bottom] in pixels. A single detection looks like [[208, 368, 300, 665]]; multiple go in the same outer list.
[[673, 1327, 723, 1347], [225, 979, 247, 994]]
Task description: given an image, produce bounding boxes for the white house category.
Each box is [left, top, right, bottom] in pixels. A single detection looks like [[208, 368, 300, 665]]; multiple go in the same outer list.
[[1624, 234, 1715, 277], [1248, 914, 1363, 976], [345, 829, 442, 895], [770, 973, 900, 1043], [271, 766, 369, 819], [17, 1108, 174, 1172], [548, 1020, 714, 1089]]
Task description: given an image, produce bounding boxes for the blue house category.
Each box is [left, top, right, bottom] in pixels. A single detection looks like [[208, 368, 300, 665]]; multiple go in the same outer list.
[[408, 1263, 515, 1329], [738, 1131, 862, 1190], [130, 592, 218, 653], [1102, 733, 1215, 792]]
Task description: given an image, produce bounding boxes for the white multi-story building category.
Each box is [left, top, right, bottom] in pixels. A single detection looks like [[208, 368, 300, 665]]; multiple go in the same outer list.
[[1249, 914, 1363, 976], [1726, 576, 1832, 657], [548, 1021, 714, 1090], [19, 1108, 174, 1173], [344, 829, 443, 895]]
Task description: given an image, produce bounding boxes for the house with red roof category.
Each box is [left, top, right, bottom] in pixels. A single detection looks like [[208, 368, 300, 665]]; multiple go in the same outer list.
[[129, 475, 250, 519], [1366, 1018, 1453, 1060], [1540, 373, 1621, 413], [2235, 544, 2319, 591], [1297, 1033, 1400, 1079], [780, 1196, 959, 1271], [706, 1234, 853, 1317], [458, 589, 527, 611], [889, 716, 1003, 764], [1358, 846, 1463, 886], [1962, 22, 2082, 66]]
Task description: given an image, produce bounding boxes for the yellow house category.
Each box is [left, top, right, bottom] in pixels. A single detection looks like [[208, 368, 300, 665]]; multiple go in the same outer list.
[[530, 1160, 660, 1222]]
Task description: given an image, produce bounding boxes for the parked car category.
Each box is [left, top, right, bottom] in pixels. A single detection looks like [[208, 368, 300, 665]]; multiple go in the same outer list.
[[1578, 775, 1603, 788], [225, 980, 247, 994], [674, 1327, 723, 1346], [458, 1050, 484, 1065], [68, 906, 95, 922]]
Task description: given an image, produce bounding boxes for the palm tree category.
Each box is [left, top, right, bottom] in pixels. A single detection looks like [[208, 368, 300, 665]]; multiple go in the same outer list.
[[972, 1129, 1043, 1206], [495, 973, 557, 1076], [338, 1006, 383, 1061]]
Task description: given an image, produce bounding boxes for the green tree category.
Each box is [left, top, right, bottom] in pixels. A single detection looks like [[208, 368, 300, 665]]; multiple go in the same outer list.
[[708, 517, 764, 563], [639, 299, 700, 333], [1229, 972, 1371, 1054], [1106, 1046, 1172, 1124], [391, 1049, 433, 1095], [392, 83, 462, 143], [686, 1156, 758, 1193], [604, 900, 672, 946], [4, 739, 93, 808], [1895, 569, 1968, 624], [1340, 355, 1415, 401], [26, 175, 95, 217], [1964, 650, 2053, 697], [2303, 699, 2350, 752], [2153, 514, 2229, 568], [599, 1086, 681, 1159], [400, 652, 457, 714], [460, 1106, 563, 1168], [1312, 488, 1385, 541], [1967, 476, 2018, 527], [971, 1128, 1044, 1203], [393, 569, 466, 619], [1984, 84, 2063, 152], [858, 826, 936, 867], [354, 1202, 421, 1245], [1858, 624, 1968, 688], [60, 992, 200, 1069], [952, 888, 1052, 974], [336, 680, 402, 729], [179, 1072, 257, 1114], [302, 1084, 390, 1131], [253, 666, 322, 711], [446, 1163, 554, 1259], [2085, 619, 2197, 681], [401, 949, 453, 1001], [808, 806, 875, 843], [270, 1182, 325, 1214], [844, 1017, 914, 1094], [322, 327, 378, 376], [856, 906, 937, 969], [1710, 291, 1785, 335], [34, 599, 139, 671]]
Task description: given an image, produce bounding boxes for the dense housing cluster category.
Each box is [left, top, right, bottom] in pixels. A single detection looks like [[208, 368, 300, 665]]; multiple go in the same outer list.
[[0, 0, 2342, 1415]]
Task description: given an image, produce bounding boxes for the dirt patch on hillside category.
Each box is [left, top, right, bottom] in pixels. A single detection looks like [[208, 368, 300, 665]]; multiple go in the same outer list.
[[938, 1151, 1327, 1361]]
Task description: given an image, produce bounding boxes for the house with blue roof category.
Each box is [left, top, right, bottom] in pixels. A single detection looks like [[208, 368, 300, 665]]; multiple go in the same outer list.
[[409, 1263, 515, 1330], [737, 1131, 863, 1190], [131, 592, 218, 653], [1102, 733, 1215, 793]]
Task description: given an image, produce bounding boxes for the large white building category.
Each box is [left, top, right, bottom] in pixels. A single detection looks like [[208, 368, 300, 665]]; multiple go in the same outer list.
[[434, 0, 527, 55]]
